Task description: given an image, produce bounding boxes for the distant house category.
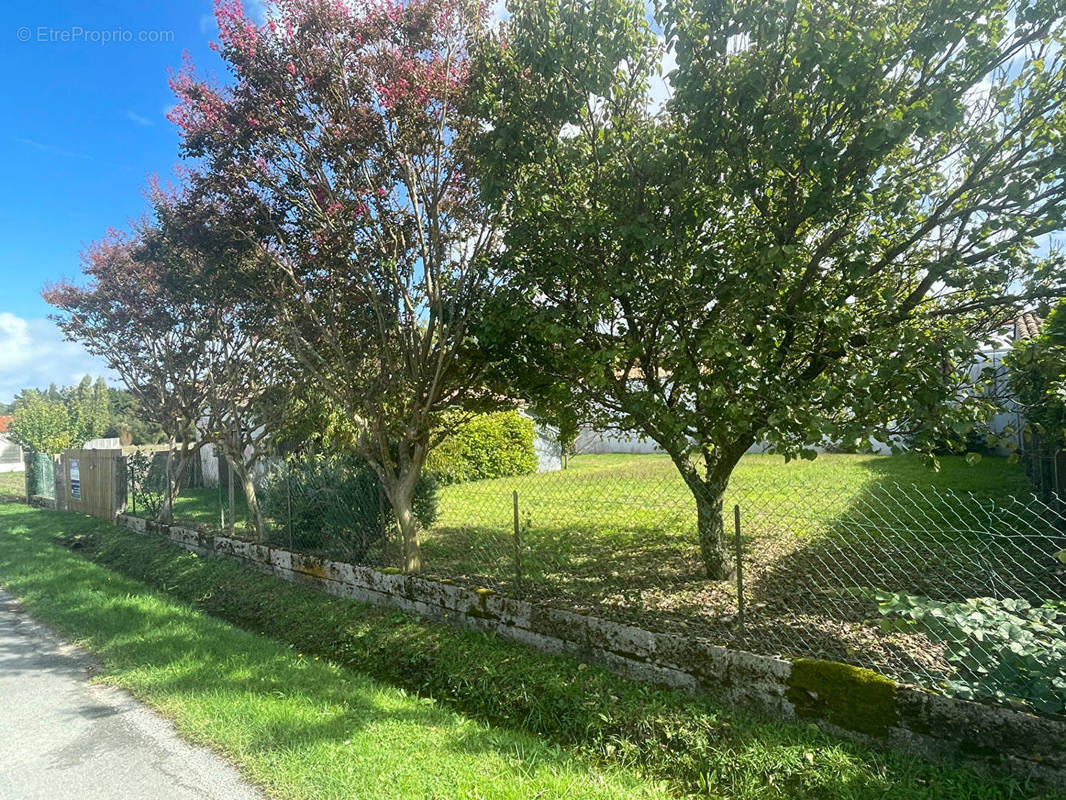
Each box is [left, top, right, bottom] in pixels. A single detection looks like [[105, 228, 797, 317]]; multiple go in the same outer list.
[[575, 316, 1047, 458], [974, 312, 1044, 452], [0, 415, 23, 473]]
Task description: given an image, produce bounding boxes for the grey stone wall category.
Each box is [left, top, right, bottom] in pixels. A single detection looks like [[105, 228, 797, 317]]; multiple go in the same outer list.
[[116, 513, 1066, 789]]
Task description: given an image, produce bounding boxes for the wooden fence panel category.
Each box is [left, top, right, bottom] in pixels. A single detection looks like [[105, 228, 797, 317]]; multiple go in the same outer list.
[[60, 448, 125, 521]]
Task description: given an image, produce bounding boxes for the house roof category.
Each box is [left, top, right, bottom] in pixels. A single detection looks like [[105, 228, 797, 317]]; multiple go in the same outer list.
[[1014, 312, 1044, 341], [0, 416, 12, 434]]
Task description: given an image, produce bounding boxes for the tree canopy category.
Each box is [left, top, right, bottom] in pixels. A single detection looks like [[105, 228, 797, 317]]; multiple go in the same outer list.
[[476, 0, 1066, 576], [164, 0, 503, 569], [1008, 301, 1066, 452]]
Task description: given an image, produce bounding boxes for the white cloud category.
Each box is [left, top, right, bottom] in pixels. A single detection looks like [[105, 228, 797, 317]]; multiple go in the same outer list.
[[125, 110, 154, 127], [0, 314, 116, 403]]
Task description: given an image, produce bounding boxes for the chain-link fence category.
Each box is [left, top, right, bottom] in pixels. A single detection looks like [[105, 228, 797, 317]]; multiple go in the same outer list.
[[1019, 431, 1065, 511], [25, 452, 55, 499], [129, 450, 1066, 716]]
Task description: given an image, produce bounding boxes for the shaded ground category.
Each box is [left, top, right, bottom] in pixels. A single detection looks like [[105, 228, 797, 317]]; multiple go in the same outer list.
[[0, 472, 23, 501], [0, 590, 263, 800]]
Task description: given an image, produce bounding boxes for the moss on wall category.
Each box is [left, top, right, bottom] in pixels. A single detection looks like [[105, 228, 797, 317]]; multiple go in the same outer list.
[[787, 658, 898, 737]]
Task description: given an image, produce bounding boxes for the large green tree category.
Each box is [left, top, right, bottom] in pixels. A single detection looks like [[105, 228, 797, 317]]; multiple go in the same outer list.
[[477, 0, 1066, 577], [8, 390, 73, 454]]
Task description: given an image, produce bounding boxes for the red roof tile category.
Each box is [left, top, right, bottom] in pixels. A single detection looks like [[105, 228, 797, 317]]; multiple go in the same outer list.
[[1014, 312, 1044, 341]]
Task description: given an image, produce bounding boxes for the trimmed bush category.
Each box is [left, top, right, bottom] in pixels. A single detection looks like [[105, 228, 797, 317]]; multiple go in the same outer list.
[[257, 454, 437, 561], [427, 410, 538, 485]]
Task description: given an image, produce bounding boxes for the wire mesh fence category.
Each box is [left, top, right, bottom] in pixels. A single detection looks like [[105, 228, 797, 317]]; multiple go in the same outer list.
[[128, 450, 1066, 716], [25, 452, 55, 499]]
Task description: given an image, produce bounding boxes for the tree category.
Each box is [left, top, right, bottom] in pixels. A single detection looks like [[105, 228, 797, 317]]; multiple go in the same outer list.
[[1007, 301, 1066, 452], [62, 375, 112, 444], [170, 0, 502, 570], [106, 388, 167, 445], [44, 224, 216, 522], [477, 0, 1066, 577], [8, 390, 73, 454], [150, 203, 296, 541]]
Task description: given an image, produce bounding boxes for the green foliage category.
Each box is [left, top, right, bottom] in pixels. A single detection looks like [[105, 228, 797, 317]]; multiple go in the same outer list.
[[257, 455, 438, 561], [876, 593, 1066, 714], [477, 0, 1066, 576], [62, 375, 110, 443], [0, 508, 660, 800], [53, 513, 1036, 799], [8, 378, 143, 453], [106, 388, 167, 445], [9, 390, 74, 454], [127, 450, 166, 520], [787, 659, 898, 737], [1007, 300, 1066, 452], [426, 411, 538, 485]]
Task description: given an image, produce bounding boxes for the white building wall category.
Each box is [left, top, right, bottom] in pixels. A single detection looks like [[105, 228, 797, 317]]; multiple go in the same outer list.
[[0, 435, 23, 473]]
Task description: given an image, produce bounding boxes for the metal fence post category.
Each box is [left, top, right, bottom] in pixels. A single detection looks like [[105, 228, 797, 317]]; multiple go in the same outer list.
[[228, 457, 235, 536], [286, 469, 294, 549], [734, 503, 745, 634], [217, 450, 225, 532], [378, 479, 388, 564], [512, 490, 523, 597]]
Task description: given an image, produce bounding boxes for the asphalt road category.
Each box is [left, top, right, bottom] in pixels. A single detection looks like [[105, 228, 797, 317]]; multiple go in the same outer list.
[[0, 590, 264, 800]]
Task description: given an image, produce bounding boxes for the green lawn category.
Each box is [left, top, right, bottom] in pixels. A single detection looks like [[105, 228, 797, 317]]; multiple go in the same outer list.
[[0, 470, 24, 499], [0, 503, 667, 800], [143, 453, 1057, 695]]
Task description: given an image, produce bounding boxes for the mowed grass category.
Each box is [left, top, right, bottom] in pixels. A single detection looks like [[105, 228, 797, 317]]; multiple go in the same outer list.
[[0, 471, 24, 499], [0, 505, 669, 800], [421, 452, 1032, 593], [146, 453, 1036, 613], [2, 503, 1055, 800]]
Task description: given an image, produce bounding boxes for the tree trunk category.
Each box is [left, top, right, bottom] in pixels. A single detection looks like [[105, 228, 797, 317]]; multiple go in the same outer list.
[[231, 458, 265, 542], [159, 441, 179, 523], [693, 478, 734, 580], [159, 443, 194, 524], [383, 469, 422, 573], [668, 439, 751, 580]]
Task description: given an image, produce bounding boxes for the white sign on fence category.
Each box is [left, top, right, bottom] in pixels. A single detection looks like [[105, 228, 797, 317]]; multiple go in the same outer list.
[[70, 459, 81, 500]]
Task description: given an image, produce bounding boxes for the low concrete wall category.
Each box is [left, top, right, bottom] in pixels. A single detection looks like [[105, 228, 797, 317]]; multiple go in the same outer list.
[[116, 513, 1066, 788]]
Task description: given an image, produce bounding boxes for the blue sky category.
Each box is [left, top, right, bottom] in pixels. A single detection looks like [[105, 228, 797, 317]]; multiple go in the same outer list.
[[0, 1, 240, 401]]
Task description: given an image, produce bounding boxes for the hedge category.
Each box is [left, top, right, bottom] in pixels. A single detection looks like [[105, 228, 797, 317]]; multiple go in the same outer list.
[[426, 410, 539, 485]]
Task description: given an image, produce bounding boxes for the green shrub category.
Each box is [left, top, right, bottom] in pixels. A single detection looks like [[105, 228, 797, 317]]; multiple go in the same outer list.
[[876, 592, 1066, 714], [257, 455, 437, 561], [426, 411, 538, 485]]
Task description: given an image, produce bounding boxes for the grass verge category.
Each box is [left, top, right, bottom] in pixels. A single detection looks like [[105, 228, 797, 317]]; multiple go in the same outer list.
[[2, 503, 1057, 799], [0, 502, 668, 800]]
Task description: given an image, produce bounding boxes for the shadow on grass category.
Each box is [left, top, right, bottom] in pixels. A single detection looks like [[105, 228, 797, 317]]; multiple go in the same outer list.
[[0, 502, 1049, 798], [0, 506, 666, 799]]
